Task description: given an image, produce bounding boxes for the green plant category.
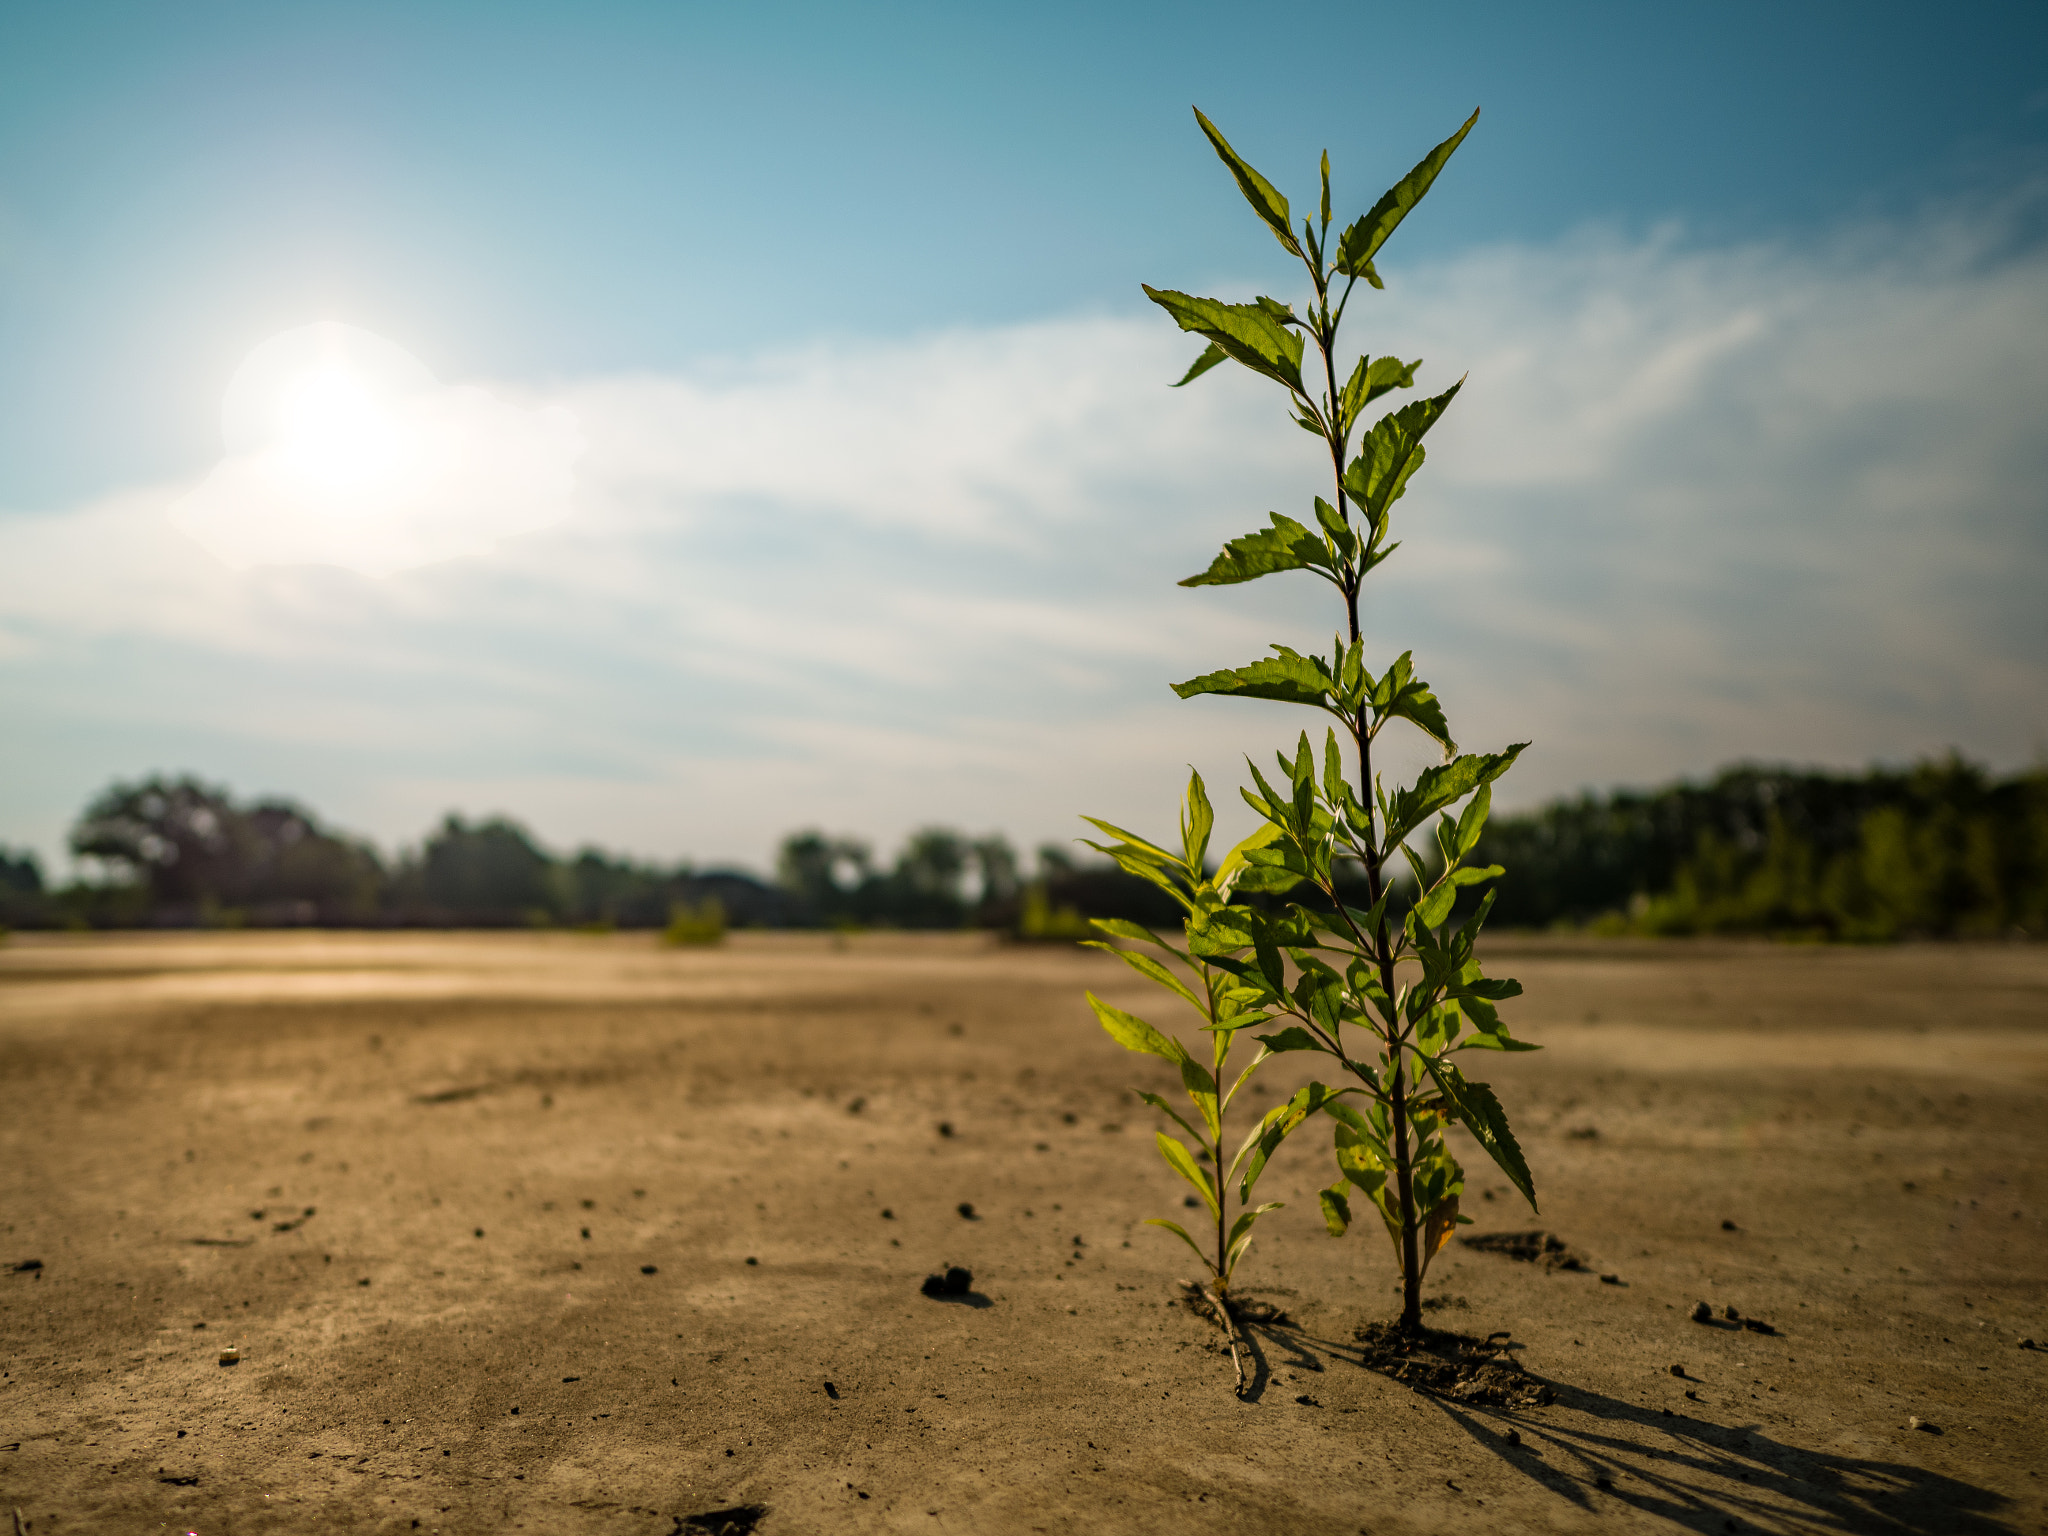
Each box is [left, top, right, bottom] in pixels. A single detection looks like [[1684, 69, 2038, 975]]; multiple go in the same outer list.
[[1083, 771, 1324, 1382], [662, 898, 726, 946], [1113, 105, 1540, 1335]]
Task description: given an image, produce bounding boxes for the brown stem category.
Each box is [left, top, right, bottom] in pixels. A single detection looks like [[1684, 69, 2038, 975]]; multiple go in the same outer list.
[[1201, 1281, 1248, 1396]]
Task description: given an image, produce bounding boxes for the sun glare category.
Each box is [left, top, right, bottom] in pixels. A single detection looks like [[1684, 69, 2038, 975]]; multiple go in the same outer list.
[[170, 320, 582, 575]]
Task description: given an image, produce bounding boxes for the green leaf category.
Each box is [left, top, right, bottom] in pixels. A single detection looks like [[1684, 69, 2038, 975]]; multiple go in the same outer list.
[[1172, 646, 1335, 710], [1334, 108, 1479, 276], [1192, 107, 1301, 257], [1453, 783, 1492, 860], [1383, 744, 1527, 848], [1134, 1089, 1208, 1148], [1155, 1131, 1219, 1220], [1173, 342, 1228, 387], [1178, 1054, 1221, 1137], [1319, 148, 1331, 230], [1318, 1182, 1353, 1236], [1089, 944, 1206, 1014], [1337, 355, 1421, 435], [1379, 656, 1456, 755], [1312, 496, 1357, 562], [1178, 513, 1333, 588], [1143, 1217, 1216, 1273], [1142, 287, 1306, 393], [1427, 1060, 1538, 1212], [1214, 820, 1287, 897], [1224, 1201, 1283, 1278], [1253, 1025, 1322, 1054], [1343, 382, 1463, 526], [1182, 769, 1215, 874], [1087, 993, 1188, 1066], [1088, 916, 1192, 966], [1412, 878, 1457, 930]]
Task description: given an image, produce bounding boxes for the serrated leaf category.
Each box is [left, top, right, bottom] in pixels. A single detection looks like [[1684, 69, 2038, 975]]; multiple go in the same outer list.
[[1384, 673, 1455, 755], [1382, 744, 1527, 849], [1178, 513, 1333, 588], [1143, 286, 1306, 393], [1427, 1061, 1537, 1212], [1172, 646, 1335, 709], [1338, 354, 1422, 435], [1343, 382, 1464, 525], [1334, 108, 1478, 276], [1173, 342, 1228, 388], [1192, 107, 1301, 256]]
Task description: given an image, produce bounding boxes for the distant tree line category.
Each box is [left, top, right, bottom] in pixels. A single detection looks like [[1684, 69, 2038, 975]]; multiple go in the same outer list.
[[1, 758, 2041, 940], [0, 773, 1174, 934], [1470, 757, 2048, 940]]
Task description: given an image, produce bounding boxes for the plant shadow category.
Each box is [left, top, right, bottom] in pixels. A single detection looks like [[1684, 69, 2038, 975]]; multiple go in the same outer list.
[[1250, 1320, 2008, 1534]]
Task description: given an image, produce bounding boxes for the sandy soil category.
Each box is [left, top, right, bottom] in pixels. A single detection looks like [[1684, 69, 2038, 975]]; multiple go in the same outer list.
[[0, 929, 2043, 1536]]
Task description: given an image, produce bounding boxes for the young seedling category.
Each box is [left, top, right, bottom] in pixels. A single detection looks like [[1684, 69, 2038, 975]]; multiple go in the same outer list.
[[1083, 770, 1321, 1389], [1138, 107, 1541, 1334]]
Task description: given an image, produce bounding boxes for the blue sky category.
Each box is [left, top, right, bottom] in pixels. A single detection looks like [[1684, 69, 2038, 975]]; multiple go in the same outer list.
[[2, 2, 2045, 874]]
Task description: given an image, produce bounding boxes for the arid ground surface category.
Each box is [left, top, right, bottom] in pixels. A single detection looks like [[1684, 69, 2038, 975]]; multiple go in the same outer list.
[[1, 930, 2043, 1536]]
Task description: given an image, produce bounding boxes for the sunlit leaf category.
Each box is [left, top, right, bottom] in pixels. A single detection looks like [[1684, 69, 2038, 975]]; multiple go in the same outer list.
[[1192, 107, 1301, 257], [1334, 108, 1479, 276]]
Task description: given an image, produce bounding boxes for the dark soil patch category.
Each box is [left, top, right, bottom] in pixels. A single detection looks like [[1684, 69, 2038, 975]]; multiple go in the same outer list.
[[1459, 1229, 1592, 1272], [1352, 1322, 1556, 1407], [681, 1506, 766, 1536]]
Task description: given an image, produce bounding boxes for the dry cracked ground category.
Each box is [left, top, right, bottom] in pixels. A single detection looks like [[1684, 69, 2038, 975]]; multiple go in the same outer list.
[[0, 930, 2043, 1535]]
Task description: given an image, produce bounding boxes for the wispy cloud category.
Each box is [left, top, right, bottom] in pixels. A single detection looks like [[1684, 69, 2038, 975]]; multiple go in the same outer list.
[[1, 205, 2043, 872]]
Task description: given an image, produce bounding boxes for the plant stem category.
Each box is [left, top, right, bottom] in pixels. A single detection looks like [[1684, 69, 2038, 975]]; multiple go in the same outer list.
[[1319, 313, 1424, 1336]]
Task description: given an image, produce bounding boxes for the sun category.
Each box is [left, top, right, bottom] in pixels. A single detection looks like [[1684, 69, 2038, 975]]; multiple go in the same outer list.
[[271, 363, 406, 498], [219, 322, 435, 508], [170, 320, 582, 576]]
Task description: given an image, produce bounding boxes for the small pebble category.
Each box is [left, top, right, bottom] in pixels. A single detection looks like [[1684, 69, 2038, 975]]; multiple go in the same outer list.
[[957, 1202, 977, 1220], [217, 1346, 240, 1366], [1724, 1305, 1741, 1321], [640, 1265, 658, 1275], [1721, 1219, 1739, 1231], [1690, 1301, 1712, 1323], [1669, 1364, 1687, 1378], [1504, 1428, 1521, 1446], [1908, 1416, 1942, 1434], [1600, 1273, 1621, 1285]]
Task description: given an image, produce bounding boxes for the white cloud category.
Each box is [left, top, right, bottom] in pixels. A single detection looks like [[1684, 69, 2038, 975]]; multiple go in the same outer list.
[[0, 210, 2043, 872]]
